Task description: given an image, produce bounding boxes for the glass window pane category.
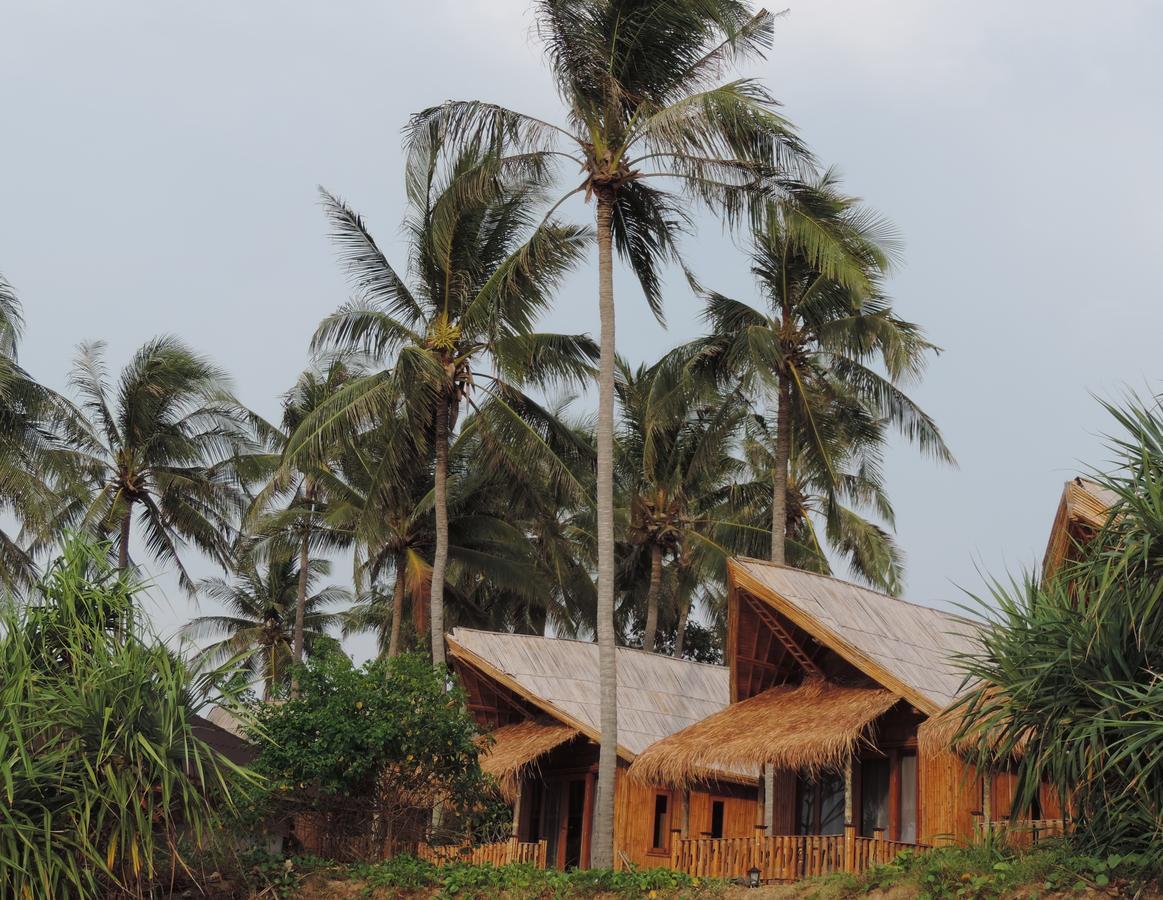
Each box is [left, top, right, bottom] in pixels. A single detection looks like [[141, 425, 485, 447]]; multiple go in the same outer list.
[[861, 758, 890, 837], [819, 772, 845, 835], [900, 754, 917, 844]]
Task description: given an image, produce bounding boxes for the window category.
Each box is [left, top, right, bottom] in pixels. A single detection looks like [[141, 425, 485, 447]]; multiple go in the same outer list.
[[651, 793, 670, 851], [861, 758, 889, 837], [795, 773, 845, 835], [710, 800, 725, 839], [899, 753, 917, 843]]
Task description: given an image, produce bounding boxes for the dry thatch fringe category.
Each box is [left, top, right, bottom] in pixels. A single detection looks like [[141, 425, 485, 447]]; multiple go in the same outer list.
[[917, 686, 1031, 763], [628, 679, 898, 789], [478, 719, 578, 801]]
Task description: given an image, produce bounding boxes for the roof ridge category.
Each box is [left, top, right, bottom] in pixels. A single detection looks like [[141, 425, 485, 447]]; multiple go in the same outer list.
[[732, 557, 979, 627]]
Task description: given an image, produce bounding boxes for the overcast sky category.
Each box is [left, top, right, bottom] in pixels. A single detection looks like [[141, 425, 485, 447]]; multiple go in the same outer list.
[[3, 1, 1160, 653]]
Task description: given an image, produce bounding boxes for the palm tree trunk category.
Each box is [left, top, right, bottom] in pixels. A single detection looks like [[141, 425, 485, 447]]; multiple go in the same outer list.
[[430, 400, 450, 668], [770, 378, 792, 565], [592, 193, 618, 870], [293, 529, 310, 663], [117, 503, 133, 570], [387, 551, 405, 659], [673, 596, 690, 659], [643, 543, 663, 653], [264, 644, 275, 702], [292, 482, 314, 699]]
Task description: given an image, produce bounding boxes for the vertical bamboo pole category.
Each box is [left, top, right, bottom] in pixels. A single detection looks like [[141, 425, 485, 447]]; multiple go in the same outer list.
[[512, 780, 523, 839], [844, 754, 856, 873], [982, 772, 993, 833], [764, 765, 776, 833]]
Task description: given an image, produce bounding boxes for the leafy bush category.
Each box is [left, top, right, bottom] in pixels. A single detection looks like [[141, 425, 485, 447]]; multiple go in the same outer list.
[[250, 650, 491, 854], [0, 537, 254, 898], [346, 857, 721, 898], [809, 841, 1151, 899]]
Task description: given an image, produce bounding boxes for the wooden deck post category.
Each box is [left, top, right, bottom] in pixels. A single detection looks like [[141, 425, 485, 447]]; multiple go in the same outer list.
[[763, 766, 775, 833], [843, 754, 856, 873], [982, 773, 993, 834], [512, 779, 523, 838]]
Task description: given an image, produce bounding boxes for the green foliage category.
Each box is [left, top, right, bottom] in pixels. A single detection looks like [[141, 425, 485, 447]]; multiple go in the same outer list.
[[332, 856, 724, 898], [952, 395, 1163, 870], [0, 535, 254, 899], [250, 650, 489, 846], [807, 842, 1151, 900]]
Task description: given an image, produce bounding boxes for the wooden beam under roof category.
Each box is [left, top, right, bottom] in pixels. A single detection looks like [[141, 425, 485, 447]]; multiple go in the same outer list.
[[746, 592, 823, 678]]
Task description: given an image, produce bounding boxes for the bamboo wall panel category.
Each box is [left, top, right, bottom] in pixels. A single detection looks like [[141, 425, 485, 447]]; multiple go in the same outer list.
[[917, 747, 981, 845], [612, 766, 760, 870], [686, 783, 760, 840]]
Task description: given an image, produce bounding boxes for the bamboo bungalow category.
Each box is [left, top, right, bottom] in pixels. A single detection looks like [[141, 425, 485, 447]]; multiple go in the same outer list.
[[1042, 477, 1117, 575], [629, 558, 1065, 878], [446, 628, 759, 870]]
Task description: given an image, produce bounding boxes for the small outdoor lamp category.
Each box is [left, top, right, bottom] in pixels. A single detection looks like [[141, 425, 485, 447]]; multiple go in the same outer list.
[[747, 866, 761, 888]]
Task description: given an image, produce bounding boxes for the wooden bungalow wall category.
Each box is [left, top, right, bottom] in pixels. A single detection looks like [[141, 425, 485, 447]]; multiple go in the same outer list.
[[614, 767, 758, 870], [511, 738, 759, 870]]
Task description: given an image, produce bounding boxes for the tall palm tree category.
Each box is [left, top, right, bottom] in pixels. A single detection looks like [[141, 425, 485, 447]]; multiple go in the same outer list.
[[0, 274, 78, 588], [286, 141, 594, 669], [332, 407, 588, 655], [61, 337, 243, 591], [614, 357, 760, 652], [408, 3, 810, 863], [733, 397, 906, 593], [243, 361, 358, 671], [684, 175, 952, 569], [184, 554, 347, 699]]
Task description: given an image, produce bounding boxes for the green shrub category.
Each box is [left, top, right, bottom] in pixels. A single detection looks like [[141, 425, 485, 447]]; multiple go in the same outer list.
[[317, 857, 724, 898], [807, 840, 1151, 900], [250, 651, 492, 852]]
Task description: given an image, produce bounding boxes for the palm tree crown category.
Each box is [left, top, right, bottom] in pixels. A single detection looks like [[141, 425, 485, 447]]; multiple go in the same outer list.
[[185, 554, 348, 700], [62, 336, 244, 591], [288, 140, 595, 668], [684, 174, 953, 576]]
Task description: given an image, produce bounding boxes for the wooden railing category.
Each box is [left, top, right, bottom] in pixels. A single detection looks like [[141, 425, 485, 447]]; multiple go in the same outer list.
[[850, 835, 922, 872], [417, 838, 548, 868], [670, 829, 926, 882]]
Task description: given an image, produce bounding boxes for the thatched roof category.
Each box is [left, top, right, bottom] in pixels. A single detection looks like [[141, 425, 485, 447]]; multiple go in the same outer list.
[[731, 559, 983, 714], [917, 687, 1034, 763], [479, 719, 578, 801], [1043, 477, 1117, 574], [628, 680, 899, 788], [447, 628, 734, 760]]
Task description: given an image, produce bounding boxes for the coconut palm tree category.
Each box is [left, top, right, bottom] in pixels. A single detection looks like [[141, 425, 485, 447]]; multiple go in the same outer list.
[[60, 337, 244, 592], [683, 175, 952, 569], [243, 361, 359, 671], [727, 388, 907, 593], [0, 274, 78, 588], [408, 3, 810, 862], [333, 406, 590, 655], [184, 554, 347, 700], [286, 142, 595, 669], [614, 357, 761, 652]]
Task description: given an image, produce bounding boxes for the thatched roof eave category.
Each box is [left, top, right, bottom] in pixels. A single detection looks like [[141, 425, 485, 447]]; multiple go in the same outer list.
[[628, 680, 899, 789], [478, 720, 579, 801]]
